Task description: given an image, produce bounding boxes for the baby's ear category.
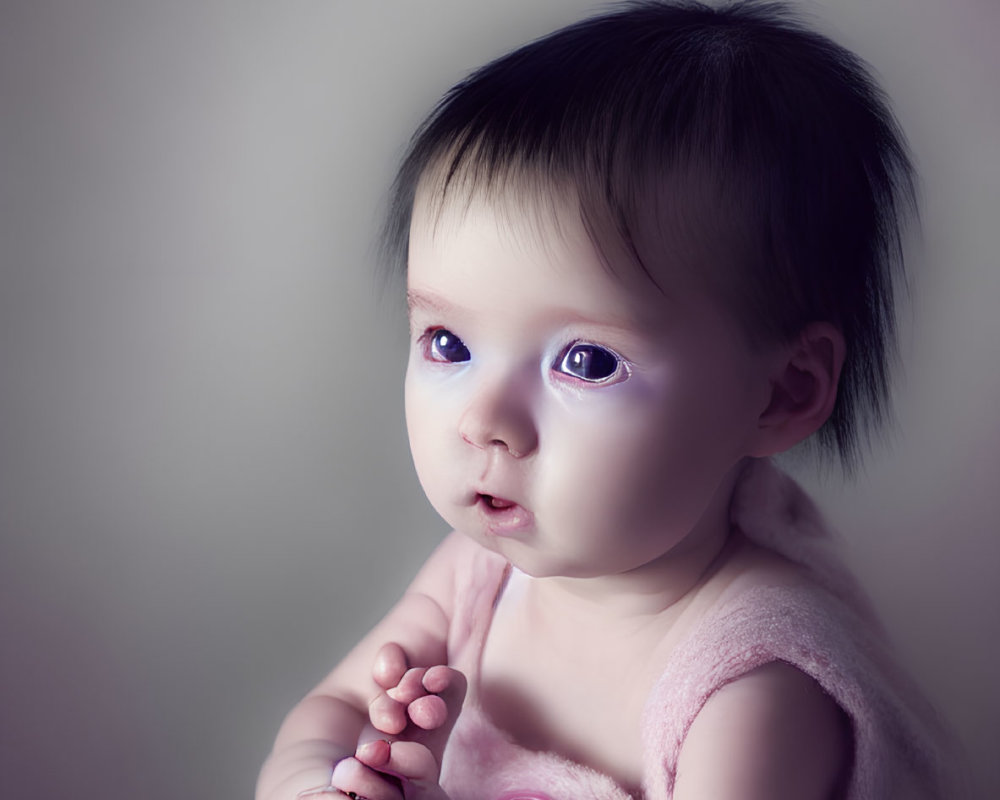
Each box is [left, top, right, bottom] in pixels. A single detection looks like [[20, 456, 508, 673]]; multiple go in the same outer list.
[[750, 322, 845, 457]]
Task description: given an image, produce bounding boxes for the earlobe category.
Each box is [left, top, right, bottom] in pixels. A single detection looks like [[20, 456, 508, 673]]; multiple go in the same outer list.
[[750, 322, 845, 457]]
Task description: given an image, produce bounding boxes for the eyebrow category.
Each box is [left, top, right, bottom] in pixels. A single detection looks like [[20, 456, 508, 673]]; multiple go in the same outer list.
[[407, 289, 458, 317]]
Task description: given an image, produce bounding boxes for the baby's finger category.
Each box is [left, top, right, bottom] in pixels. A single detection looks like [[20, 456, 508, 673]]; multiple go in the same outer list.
[[407, 695, 448, 731], [354, 738, 392, 769], [331, 755, 403, 800], [372, 643, 409, 691], [368, 693, 408, 736], [386, 667, 428, 704], [421, 665, 464, 696], [366, 740, 442, 787], [410, 666, 467, 764]]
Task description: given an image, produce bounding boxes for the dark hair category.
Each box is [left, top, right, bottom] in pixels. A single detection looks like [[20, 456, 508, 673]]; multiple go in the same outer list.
[[381, 0, 916, 473]]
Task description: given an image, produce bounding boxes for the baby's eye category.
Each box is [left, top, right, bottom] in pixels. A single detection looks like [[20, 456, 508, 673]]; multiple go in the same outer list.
[[426, 328, 471, 363], [555, 342, 627, 383]]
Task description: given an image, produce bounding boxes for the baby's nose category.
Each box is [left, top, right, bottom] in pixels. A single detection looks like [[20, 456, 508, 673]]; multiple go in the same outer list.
[[457, 377, 538, 458]]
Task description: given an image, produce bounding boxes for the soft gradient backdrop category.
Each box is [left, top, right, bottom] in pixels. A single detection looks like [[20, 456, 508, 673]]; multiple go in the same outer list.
[[1, 1, 997, 797]]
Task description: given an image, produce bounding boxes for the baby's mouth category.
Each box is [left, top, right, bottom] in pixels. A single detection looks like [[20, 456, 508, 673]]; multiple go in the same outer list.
[[479, 493, 515, 510], [474, 492, 534, 534]]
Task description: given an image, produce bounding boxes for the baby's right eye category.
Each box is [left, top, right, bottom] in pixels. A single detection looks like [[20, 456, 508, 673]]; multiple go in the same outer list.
[[426, 328, 471, 363]]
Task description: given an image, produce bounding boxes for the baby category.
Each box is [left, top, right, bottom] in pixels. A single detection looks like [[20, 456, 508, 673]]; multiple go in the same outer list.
[[257, 2, 953, 798]]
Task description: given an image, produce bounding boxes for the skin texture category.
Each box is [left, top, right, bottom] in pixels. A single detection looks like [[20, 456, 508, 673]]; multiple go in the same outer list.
[[256, 191, 849, 800], [405, 195, 775, 587]]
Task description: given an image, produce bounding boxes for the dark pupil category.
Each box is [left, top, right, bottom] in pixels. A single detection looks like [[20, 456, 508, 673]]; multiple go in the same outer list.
[[568, 345, 617, 380], [434, 331, 470, 362]]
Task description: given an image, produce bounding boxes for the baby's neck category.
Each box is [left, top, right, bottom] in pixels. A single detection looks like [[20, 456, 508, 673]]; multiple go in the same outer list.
[[531, 532, 735, 631], [526, 478, 742, 629]]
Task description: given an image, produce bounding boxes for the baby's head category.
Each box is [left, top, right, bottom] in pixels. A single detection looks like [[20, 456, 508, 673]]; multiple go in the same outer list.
[[384, 0, 915, 474]]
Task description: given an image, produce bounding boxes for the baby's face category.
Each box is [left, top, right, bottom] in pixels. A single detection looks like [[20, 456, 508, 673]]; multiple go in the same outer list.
[[404, 192, 773, 579]]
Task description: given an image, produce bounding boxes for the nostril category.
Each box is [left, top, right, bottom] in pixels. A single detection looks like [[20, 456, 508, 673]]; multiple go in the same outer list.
[[488, 438, 522, 458]]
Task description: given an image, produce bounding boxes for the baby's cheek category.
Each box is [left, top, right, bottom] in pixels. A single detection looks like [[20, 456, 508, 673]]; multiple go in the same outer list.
[[544, 387, 668, 469], [541, 392, 693, 521], [405, 380, 459, 499], [406, 371, 464, 445], [541, 398, 654, 497]]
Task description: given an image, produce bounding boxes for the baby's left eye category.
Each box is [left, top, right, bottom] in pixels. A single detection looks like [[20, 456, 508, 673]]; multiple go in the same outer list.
[[555, 342, 627, 383]]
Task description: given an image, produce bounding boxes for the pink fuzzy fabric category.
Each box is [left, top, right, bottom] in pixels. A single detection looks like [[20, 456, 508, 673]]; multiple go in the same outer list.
[[437, 460, 958, 799]]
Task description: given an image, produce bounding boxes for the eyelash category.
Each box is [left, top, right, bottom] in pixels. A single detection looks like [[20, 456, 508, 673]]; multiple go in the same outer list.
[[419, 328, 630, 386]]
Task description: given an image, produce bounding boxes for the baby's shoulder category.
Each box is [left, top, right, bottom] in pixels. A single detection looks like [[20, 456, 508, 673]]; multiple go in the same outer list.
[[696, 535, 818, 615], [673, 659, 851, 799], [412, 530, 497, 579], [409, 532, 507, 621], [644, 541, 858, 798]]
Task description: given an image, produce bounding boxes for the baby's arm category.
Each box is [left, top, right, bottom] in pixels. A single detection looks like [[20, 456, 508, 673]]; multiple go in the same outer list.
[[256, 533, 471, 800], [673, 662, 851, 799]]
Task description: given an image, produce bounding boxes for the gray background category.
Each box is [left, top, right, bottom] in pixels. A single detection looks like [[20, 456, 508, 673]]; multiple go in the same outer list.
[[1, 0, 997, 797]]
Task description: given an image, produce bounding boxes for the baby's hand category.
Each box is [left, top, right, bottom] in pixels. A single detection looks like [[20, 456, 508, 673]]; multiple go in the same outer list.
[[370, 643, 466, 752], [342, 738, 451, 800], [347, 642, 466, 799], [308, 721, 458, 800]]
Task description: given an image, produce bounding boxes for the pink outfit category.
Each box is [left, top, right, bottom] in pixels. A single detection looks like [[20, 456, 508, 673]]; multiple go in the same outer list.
[[438, 460, 956, 799]]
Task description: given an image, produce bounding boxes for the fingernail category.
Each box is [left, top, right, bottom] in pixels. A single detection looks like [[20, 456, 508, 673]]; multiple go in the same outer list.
[[358, 738, 393, 760]]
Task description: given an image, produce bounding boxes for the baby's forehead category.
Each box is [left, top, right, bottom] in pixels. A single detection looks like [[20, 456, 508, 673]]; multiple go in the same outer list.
[[409, 170, 736, 297], [411, 168, 573, 242], [407, 178, 748, 341], [410, 182, 599, 278]]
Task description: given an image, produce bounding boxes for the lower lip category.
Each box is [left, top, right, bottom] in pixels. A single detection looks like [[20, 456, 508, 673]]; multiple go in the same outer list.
[[475, 496, 535, 535]]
